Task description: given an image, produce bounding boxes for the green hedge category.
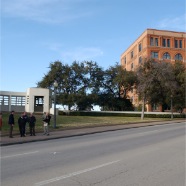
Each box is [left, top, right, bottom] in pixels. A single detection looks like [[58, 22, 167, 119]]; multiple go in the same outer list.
[[58, 111, 186, 118]]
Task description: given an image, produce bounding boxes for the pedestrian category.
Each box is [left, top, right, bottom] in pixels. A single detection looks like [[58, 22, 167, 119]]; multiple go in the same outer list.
[[43, 112, 51, 136], [23, 112, 29, 136], [8, 110, 15, 138], [18, 113, 26, 137], [28, 113, 36, 136], [0, 112, 2, 130]]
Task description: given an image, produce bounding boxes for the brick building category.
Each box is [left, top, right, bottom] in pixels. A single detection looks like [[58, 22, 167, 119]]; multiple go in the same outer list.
[[120, 28, 186, 111]]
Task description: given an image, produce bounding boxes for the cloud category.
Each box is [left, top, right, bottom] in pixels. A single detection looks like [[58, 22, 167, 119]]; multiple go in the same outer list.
[[43, 42, 104, 62], [157, 14, 186, 31], [1, 0, 94, 24], [46, 42, 64, 52], [60, 47, 104, 62]]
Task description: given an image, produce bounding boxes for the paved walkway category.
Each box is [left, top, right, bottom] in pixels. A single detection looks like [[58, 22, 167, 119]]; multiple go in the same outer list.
[[1, 119, 185, 146]]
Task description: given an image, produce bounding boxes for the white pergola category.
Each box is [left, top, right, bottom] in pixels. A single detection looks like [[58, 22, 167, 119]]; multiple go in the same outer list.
[[0, 88, 52, 113]]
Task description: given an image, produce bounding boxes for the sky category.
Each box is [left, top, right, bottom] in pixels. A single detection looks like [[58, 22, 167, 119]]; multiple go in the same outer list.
[[1, 0, 186, 92]]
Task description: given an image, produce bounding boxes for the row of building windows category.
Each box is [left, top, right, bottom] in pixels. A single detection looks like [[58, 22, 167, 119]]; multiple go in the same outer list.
[[127, 52, 183, 71], [0, 95, 25, 106], [150, 37, 183, 48], [128, 37, 183, 61], [130, 44, 142, 59], [151, 52, 183, 60], [124, 52, 183, 65]]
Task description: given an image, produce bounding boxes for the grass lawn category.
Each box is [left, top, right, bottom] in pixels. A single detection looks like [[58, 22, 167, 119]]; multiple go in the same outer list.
[[1, 112, 171, 135]]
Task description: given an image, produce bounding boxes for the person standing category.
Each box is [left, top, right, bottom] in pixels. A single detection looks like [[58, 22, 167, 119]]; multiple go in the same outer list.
[[28, 113, 36, 136], [43, 112, 51, 136], [18, 113, 26, 137], [23, 112, 29, 136], [8, 110, 15, 138]]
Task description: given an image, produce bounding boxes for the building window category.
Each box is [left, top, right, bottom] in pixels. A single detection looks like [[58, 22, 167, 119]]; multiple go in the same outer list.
[[0, 96, 9, 105], [139, 43, 142, 52], [175, 53, 182, 60], [150, 37, 158, 46], [151, 52, 158, 59], [162, 38, 170, 47], [155, 38, 158, 46], [162, 39, 166, 47], [131, 63, 133, 69], [179, 40, 182, 48], [174, 40, 182, 48], [139, 56, 142, 64], [174, 40, 178, 48], [124, 56, 126, 64], [131, 51, 133, 58], [11, 96, 25, 106], [35, 97, 44, 105], [150, 37, 154, 46], [163, 52, 171, 59], [167, 39, 170, 47]]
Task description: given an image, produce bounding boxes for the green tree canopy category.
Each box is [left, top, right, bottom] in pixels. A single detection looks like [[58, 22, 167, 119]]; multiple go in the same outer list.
[[136, 58, 180, 111], [37, 61, 136, 111]]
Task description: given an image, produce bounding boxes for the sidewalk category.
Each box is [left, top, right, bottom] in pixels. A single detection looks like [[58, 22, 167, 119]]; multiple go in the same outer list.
[[1, 119, 185, 146]]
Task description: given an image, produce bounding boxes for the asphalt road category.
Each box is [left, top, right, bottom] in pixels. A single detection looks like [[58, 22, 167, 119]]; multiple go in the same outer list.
[[1, 121, 185, 186]]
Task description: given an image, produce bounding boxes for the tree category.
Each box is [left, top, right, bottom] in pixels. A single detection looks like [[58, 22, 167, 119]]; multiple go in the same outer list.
[[84, 61, 105, 94], [37, 61, 83, 110], [170, 60, 186, 112], [37, 60, 104, 111], [37, 61, 63, 89], [37, 61, 136, 111], [115, 65, 137, 99], [136, 59, 178, 119], [98, 63, 136, 111]]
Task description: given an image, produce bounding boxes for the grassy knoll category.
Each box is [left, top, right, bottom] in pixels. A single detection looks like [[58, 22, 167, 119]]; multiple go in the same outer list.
[[1, 112, 172, 135]]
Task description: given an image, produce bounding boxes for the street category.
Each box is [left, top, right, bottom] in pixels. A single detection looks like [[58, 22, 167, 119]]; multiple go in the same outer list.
[[1, 121, 185, 186]]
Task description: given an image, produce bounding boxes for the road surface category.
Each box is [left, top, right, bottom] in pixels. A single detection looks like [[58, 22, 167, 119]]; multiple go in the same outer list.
[[1, 121, 185, 186]]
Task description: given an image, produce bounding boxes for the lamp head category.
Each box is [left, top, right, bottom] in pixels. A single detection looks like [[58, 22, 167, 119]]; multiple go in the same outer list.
[[54, 80, 58, 88]]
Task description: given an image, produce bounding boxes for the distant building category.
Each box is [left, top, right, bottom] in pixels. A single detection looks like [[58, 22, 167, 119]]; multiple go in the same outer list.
[[120, 28, 186, 111], [0, 88, 52, 113]]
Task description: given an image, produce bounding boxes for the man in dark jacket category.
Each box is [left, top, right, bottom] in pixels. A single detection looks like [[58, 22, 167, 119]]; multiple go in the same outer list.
[[23, 112, 29, 136], [18, 113, 26, 137], [8, 110, 15, 138], [28, 113, 36, 136]]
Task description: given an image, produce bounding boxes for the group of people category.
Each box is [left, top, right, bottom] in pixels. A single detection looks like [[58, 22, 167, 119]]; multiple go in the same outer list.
[[8, 111, 51, 138], [17, 112, 36, 137]]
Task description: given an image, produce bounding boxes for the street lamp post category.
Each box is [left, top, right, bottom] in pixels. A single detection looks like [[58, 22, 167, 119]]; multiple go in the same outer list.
[[53, 80, 58, 128], [141, 96, 145, 120], [170, 94, 173, 120]]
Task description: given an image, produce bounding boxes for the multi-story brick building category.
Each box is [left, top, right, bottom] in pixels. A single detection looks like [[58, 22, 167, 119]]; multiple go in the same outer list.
[[120, 28, 186, 111]]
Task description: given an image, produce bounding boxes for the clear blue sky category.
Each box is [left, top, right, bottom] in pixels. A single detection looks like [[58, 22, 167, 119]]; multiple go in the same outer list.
[[1, 0, 185, 92]]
